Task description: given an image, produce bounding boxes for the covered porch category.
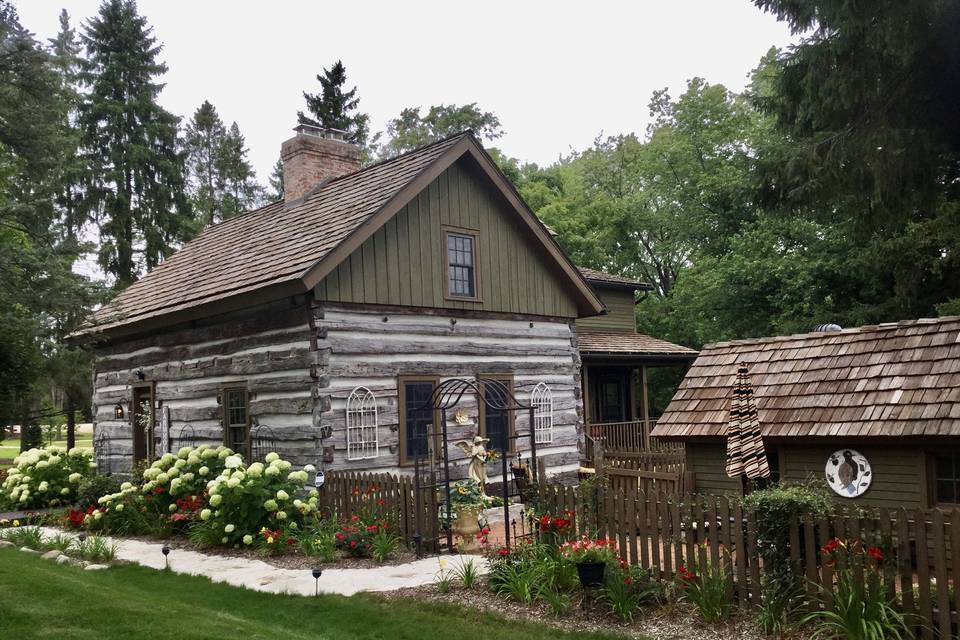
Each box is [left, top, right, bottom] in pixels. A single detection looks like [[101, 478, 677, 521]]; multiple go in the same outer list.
[[578, 332, 697, 460]]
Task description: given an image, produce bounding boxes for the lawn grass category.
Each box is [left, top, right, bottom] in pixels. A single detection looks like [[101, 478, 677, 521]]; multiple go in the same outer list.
[[0, 549, 632, 640], [0, 436, 92, 468]]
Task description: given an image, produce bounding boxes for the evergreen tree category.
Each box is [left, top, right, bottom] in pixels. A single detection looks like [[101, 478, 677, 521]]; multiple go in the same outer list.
[[78, 0, 193, 288], [216, 122, 262, 219], [0, 2, 97, 433], [184, 100, 226, 226], [48, 9, 87, 245], [184, 101, 262, 224], [298, 60, 369, 145], [268, 157, 283, 201]]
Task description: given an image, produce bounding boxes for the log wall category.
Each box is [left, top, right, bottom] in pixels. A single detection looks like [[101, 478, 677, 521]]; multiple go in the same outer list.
[[91, 299, 316, 472], [312, 303, 585, 479]]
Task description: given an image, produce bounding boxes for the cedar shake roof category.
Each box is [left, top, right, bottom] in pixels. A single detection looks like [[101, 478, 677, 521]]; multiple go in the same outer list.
[[578, 267, 652, 291], [79, 133, 604, 337], [578, 331, 698, 358], [652, 316, 960, 439]]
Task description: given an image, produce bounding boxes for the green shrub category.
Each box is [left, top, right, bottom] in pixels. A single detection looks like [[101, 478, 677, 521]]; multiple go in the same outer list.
[[677, 549, 733, 623], [3, 525, 44, 549], [742, 481, 832, 623], [2, 446, 95, 508], [452, 557, 479, 589], [603, 564, 660, 622], [73, 535, 117, 563], [20, 425, 43, 451], [298, 518, 339, 562], [76, 474, 120, 510], [802, 539, 908, 640]]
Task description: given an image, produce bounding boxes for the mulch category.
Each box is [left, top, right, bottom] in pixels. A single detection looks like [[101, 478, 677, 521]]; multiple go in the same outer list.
[[381, 578, 771, 640]]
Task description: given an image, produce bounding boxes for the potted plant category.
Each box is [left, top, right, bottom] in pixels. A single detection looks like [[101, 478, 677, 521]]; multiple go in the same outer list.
[[560, 537, 617, 588]]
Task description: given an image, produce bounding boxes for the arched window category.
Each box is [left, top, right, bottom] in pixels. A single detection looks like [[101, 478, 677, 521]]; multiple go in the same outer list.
[[531, 382, 553, 445], [346, 387, 378, 460]]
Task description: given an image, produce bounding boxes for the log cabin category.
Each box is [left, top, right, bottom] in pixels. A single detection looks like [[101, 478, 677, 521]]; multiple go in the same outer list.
[[653, 317, 960, 510], [77, 126, 695, 483]]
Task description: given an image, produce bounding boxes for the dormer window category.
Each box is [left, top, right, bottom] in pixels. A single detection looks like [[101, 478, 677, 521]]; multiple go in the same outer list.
[[445, 228, 479, 299]]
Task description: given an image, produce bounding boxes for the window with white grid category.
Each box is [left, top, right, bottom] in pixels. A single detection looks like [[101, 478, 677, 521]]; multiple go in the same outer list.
[[346, 387, 379, 460], [531, 382, 554, 444]]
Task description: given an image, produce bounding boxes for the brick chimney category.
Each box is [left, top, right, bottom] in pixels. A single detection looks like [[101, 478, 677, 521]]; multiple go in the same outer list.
[[280, 124, 361, 202]]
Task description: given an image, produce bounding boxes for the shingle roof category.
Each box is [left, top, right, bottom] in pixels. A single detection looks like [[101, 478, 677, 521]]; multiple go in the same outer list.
[[578, 331, 697, 358], [85, 134, 464, 334], [80, 132, 606, 337], [578, 267, 652, 290], [652, 316, 960, 439]]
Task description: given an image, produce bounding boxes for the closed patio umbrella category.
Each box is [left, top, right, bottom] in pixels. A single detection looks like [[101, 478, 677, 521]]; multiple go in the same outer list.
[[725, 365, 770, 480]]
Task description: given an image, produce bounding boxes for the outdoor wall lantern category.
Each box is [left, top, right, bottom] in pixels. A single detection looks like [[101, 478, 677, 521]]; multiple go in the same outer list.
[[136, 369, 146, 381], [113, 401, 125, 420]]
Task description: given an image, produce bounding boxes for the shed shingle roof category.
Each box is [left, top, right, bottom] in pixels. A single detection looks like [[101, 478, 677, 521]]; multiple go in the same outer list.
[[652, 316, 960, 439], [577, 331, 697, 358]]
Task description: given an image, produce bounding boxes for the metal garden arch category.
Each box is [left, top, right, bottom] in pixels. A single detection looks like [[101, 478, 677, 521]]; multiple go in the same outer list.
[[412, 377, 540, 552]]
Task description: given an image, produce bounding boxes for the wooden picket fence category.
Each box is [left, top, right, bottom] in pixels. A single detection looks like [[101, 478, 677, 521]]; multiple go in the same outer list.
[[603, 450, 688, 496], [315, 470, 440, 552], [536, 483, 960, 638]]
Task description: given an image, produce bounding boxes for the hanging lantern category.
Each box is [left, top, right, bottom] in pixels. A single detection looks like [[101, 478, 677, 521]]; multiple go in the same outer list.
[[113, 402, 125, 420]]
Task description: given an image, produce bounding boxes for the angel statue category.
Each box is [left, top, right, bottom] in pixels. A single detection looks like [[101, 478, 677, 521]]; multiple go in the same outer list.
[[455, 435, 492, 497]]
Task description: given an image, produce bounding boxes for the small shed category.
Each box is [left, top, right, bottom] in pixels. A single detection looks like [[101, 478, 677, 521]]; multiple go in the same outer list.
[[652, 317, 960, 509]]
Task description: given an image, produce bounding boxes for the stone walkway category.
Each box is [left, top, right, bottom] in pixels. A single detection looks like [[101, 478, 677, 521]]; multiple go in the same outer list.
[[39, 528, 485, 597]]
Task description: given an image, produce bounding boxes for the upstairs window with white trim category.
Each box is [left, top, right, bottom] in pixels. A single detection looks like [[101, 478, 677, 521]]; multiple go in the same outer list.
[[531, 382, 554, 444], [346, 387, 379, 460]]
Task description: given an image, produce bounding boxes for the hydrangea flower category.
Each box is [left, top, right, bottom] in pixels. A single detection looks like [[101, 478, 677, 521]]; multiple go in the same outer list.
[[200, 509, 212, 521], [243, 534, 253, 545], [276, 490, 289, 501], [264, 452, 279, 463], [264, 499, 278, 511], [224, 524, 235, 533]]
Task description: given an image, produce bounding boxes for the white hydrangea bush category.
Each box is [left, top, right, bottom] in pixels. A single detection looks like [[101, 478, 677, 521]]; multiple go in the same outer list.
[[196, 451, 319, 547], [2, 446, 95, 509]]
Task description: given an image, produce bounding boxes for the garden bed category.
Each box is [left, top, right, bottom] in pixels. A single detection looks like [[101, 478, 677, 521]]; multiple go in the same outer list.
[[385, 578, 769, 640]]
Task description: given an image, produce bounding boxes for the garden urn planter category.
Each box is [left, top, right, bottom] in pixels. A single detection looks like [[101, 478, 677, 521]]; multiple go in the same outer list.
[[451, 506, 483, 548], [576, 561, 606, 588]]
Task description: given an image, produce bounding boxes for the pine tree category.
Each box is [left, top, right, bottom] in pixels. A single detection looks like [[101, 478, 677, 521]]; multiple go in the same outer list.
[[298, 60, 369, 145], [78, 0, 193, 288], [184, 102, 262, 225], [184, 100, 227, 226], [216, 122, 262, 219], [48, 9, 87, 245], [268, 158, 283, 201]]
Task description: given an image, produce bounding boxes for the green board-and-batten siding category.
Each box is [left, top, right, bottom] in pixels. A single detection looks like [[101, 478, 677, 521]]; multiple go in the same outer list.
[[314, 159, 580, 318], [687, 440, 930, 510], [576, 286, 636, 333]]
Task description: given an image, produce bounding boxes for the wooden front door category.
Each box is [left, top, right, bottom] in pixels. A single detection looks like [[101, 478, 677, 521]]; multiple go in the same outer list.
[[131, 384, 154, 463]]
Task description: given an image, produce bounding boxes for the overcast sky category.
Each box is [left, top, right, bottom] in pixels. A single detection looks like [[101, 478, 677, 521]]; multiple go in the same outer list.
[[17, 0, 797, 183]]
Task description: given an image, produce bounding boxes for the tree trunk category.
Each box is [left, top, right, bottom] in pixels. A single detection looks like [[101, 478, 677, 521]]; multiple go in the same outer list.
[[66, 395, 76, 450]]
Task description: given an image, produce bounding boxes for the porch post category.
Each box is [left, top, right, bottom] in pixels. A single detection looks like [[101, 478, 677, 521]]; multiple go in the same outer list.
[[640, 365, 650, 449]]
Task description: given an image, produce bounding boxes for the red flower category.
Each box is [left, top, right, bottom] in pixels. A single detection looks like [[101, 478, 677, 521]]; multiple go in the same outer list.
[[868, 547, 884, 562], [497, 547, 510, 556], [66, 509, 85, 528], [623, 576, 633, 586], [335, 532, 344, 541], [376, 499, 386, 507], [349, 540, 357, 548], [366, 525, 378, 533], [153, 486, 165, 495], [286, 538, 296, 546], [677, 565, 696, 584], [822, 537, 842, 554], [481, 526, 490, 535]]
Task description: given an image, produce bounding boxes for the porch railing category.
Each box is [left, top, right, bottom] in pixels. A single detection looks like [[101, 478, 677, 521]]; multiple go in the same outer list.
[[587, 419, 656, 453]]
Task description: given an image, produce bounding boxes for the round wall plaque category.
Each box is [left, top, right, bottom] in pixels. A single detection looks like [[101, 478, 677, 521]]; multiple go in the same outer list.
[[825, 449, 872, 498]]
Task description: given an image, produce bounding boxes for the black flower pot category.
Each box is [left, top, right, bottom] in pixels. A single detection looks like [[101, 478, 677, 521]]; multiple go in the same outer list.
[[576, 561, 605, 588]]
